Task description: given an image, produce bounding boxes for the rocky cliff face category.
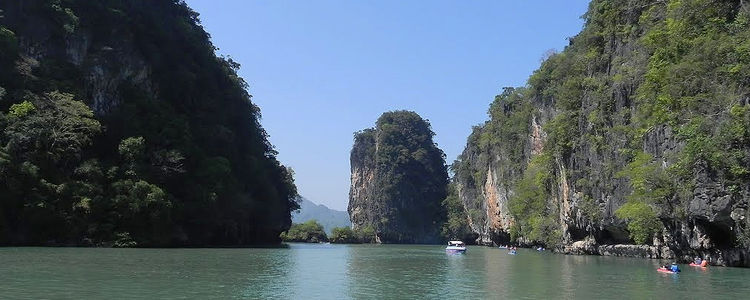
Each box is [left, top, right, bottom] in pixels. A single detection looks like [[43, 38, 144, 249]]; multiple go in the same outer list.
[[1, 0, 156, 116], [348, 111, 448, 243], [455, 0, 750, 266]]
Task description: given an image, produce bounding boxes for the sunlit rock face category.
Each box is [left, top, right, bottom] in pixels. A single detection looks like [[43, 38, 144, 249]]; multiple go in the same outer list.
[[453, 0, 750, 266]]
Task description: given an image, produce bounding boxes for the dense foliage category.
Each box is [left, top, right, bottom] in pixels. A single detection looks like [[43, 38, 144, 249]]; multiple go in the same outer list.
[[456, 0, 750, 249], [440, 182, 476, 242], [280, 220, 328, 243], [0, 0, 297, 246], [348, 110, 448, 243], [329, 226, 376, 244]]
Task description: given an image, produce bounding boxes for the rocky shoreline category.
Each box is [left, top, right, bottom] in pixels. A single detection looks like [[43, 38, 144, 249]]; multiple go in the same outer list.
[[491, 235, 750, 267]]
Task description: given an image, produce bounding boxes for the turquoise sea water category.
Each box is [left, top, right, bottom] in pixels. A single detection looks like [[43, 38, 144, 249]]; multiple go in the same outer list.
[[1, 244, 749, 299]]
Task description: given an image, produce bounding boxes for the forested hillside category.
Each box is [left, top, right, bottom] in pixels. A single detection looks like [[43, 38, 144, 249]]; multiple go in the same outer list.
[[455, 0, 750, 266], [0, 0, 297, 246]]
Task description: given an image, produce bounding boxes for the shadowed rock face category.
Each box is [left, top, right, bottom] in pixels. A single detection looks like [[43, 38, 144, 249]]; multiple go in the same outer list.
[[0, 0, 298, 246], [454, 1, 750, 266], [348, 111, 448, 244]]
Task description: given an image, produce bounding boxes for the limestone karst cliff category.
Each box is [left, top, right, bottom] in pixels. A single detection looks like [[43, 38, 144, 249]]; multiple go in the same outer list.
[[455, 0, 750, 266], [0, 0, 297, 246], [348, 111, 448, 243]]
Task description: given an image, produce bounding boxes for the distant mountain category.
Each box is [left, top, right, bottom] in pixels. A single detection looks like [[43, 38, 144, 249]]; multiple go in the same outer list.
[[292, 198, 350, 234]]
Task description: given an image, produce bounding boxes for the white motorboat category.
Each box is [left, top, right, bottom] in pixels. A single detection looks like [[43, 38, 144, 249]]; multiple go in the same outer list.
[[445, 241, 466, 254]]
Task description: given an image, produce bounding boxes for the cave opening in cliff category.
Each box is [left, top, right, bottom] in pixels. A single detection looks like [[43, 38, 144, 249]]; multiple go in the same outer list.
[[568, 227, 589, 242], [491, 231, 510, 246], [599, 226, 632, 245], [695, 219, 733, 249]]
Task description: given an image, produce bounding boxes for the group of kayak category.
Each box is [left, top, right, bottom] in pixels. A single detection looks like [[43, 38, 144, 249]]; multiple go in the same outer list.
[[500, 245, 545, 255], [499, 245, 519, 255], [494, 244, 710, 273], [657, 257, 708, 274]]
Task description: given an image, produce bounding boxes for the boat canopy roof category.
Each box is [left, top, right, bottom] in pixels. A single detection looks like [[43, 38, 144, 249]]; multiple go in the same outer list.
[[448, 241, 465, 245]]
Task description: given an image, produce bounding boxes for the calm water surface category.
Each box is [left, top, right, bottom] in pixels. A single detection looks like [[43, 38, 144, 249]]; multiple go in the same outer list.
[[1, 244, 749, 299]]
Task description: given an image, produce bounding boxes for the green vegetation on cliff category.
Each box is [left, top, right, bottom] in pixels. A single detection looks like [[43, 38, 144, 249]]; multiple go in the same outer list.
[[456, 0, 750, 254], [508, 153, 561, 246], [441, 182, 476, 242], [0, 0, 297, 246], [348, 110, 448, 244]]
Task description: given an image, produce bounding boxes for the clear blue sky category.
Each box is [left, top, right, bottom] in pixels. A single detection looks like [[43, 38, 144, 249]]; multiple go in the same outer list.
[[185, 0, 590, 211]]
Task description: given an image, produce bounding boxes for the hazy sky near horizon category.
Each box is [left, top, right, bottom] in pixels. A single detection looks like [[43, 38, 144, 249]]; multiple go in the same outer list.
[[185, 0, 590, 211]]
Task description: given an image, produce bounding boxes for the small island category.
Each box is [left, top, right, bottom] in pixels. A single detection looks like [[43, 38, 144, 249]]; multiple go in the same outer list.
[[280, 220, 377, 244]]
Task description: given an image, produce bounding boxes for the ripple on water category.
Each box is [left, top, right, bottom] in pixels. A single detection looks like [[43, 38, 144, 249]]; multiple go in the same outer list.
[[1, 246, 750, 299]]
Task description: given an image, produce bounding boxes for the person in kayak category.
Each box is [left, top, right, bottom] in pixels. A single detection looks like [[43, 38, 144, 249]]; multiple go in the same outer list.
[[694, 257, 702, 265], [670, 263, 680, 273]]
